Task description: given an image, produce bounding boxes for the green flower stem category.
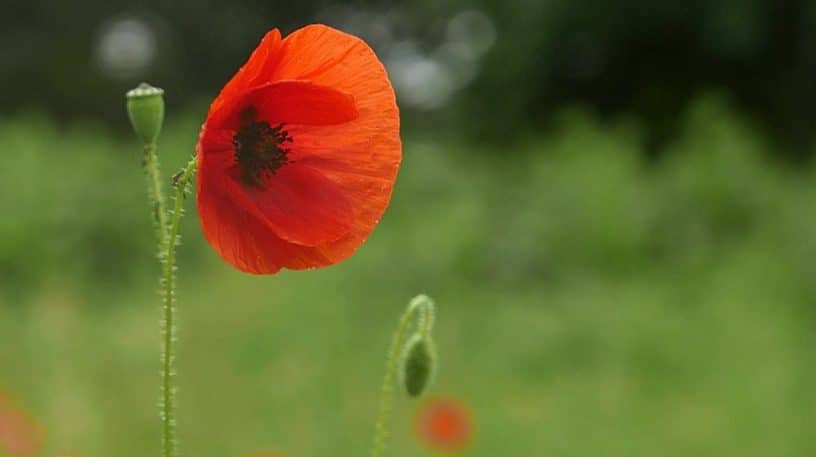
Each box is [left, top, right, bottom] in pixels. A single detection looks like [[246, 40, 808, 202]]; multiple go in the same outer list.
[[160, 157, 197, 457], [142, 142, 168, 243], [371, 295, 436, 457], [418, 296, 435, 340]]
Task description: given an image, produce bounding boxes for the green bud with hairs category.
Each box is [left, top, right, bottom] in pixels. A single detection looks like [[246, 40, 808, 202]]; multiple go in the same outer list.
[[400, 333, 437, 397]]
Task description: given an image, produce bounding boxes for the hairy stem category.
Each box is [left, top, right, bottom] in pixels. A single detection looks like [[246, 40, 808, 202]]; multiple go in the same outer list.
[[142, 142, 168, 244], [371, 295, 435, 457], [160, 157, 197, 457]]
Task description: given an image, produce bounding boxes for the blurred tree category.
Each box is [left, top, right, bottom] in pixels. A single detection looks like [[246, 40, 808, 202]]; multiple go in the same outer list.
[[2, 0, 815, 157]]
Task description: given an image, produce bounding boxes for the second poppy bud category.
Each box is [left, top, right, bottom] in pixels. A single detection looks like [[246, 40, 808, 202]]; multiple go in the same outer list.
[[400, 333, 437, 397]]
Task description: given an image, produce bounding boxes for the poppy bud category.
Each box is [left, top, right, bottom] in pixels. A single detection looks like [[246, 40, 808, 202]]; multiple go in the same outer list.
[[400, 333, 437, 397], [126, 82, 165, 144]]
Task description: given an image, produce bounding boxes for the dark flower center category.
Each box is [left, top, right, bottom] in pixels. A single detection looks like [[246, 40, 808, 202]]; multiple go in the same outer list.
[[232, 106, 293, 188]]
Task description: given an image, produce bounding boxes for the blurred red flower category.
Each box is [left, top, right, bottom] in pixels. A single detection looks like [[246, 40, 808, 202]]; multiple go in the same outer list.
[[196, 24, 401, 274], [414, 397, 474, 454], [0, 393, 43, 457]]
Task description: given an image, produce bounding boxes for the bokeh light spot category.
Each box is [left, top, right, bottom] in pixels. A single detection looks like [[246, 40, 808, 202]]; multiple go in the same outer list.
[[445, 10, 497, 61], [385, 41, 456, 111], [95, 17, 157, 79]]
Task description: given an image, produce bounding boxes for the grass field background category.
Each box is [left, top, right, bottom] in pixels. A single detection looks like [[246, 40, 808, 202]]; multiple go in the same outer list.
[[2, 94, 816, 456]]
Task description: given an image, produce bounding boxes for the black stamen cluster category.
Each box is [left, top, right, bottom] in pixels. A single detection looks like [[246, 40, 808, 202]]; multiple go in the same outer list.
[[233, 107, 293, 188]]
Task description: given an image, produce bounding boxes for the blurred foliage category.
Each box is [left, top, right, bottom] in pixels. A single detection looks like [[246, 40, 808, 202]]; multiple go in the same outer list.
[[1, 95, 816, 455], [3, 1, 816, 156], [3, 93, 815, 299], [4, 2, 816, 454]]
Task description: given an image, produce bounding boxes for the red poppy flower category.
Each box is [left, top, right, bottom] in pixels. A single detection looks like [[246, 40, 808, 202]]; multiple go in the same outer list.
[[0, 393, 43, 457], [196, 24, 401, 274], [414, 397, 474, 454]]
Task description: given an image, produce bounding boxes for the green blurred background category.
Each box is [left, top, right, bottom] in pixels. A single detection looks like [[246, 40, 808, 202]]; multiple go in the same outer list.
[[2, 1, 816, 456]]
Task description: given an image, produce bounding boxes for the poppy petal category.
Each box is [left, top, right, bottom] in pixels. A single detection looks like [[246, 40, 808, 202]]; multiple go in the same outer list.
[[239, 164, 353, 246], [197, 166, 335, 274], [264, 25, 401, 265], [196, 127, 234, 158], [214, 81, 358, 130], [251, 81, 357, 126], [208, 29, 283, 117]]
